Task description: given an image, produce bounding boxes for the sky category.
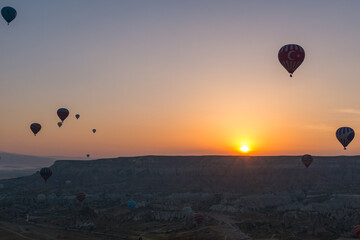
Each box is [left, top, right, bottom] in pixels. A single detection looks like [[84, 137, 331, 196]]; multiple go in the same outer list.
[[1, 0, 360, 157]]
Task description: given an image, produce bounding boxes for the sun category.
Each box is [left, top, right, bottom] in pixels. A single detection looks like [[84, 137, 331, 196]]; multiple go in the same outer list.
[[240, 145, 250, 153]]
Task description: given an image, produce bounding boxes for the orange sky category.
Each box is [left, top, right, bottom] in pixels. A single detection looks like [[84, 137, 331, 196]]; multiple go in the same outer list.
[[1, 1, 360, 157]]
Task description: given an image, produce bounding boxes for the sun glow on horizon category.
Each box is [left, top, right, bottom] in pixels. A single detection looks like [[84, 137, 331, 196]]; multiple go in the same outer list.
[[240, 145, 250, 153]]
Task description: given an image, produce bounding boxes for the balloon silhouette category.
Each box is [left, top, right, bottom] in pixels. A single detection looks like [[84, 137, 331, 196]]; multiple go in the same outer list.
[[1, 7, 17, 25], [301, 154, 313, 168], [40, 167, 52, 182], [336, 127, 355, 150], [30, 123, 41, 136], [57, 108, 69, 122], [278, 44, 305, 77]]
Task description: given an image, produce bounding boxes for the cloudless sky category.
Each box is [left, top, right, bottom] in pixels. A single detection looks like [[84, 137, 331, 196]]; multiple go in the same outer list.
[[1, 0, 360, 157]]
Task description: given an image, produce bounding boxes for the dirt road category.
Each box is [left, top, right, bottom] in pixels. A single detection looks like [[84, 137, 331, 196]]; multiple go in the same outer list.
[[207, 212, 250, 240]]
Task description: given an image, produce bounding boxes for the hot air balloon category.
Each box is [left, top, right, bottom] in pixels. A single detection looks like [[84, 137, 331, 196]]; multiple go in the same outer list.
[[278, 44, 305, 77], [92, 129, 96, 134], [194, 213, 204, 224], [57, 122, 62, 128], [30, 123, 41, 136], [75, 114, 80, 119], [128, 200, 136, 210], [1, 7, 16, 25], [40, 167, 52, 182], [182, 206, 192, 213], [336, 127, 355, 150], [65, 180, 71, 184], [354, 225, 360, 239], [57, 108, 69, 122], [86, 154, 90, 158], [37, 194, 46, 202], [301, 154, 313, 168], [76, 192, 86, 203]]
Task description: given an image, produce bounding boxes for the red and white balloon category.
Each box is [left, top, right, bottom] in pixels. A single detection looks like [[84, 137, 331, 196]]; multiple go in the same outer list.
[[278, 44, 305, 77]]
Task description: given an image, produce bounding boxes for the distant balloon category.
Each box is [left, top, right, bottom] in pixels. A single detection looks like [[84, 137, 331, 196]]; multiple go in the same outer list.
[[128, 200, 136, 210], [194, 213, 204, 224], [336, 127, 355, 150], [37, 194, 46, 201], [40, 167, 52, 182], [57, 122, 62, 128], [182, 206, 192, 213], [301, 154, 313, 168], [92, 129, 96, 134], [30, 123, 41, 136], [65, 180, 71, 184], [57, 108, 69, 122], [278, 44, 305, 77], [75, 114, 80, 119], [86, 154, 90, 158], [354, 225, 360, 239], [76, 192, 86, 203], [1, 7, 17, 25]]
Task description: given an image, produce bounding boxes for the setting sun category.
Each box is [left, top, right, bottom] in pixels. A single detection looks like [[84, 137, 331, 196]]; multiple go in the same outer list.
[[240, 145, 250, 153]]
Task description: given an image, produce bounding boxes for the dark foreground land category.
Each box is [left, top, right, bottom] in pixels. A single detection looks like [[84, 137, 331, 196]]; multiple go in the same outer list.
[[1, 155, 360, 240]]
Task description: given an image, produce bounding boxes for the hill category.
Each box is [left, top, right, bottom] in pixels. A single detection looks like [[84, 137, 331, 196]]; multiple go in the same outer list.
[[1, 155, 360, 239], [2, 155, 360, 194], [0, 152, 55, 179]]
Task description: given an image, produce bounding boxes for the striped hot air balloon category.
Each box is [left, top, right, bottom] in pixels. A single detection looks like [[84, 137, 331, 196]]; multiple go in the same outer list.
[[278, 44, 305, 77], [354, 225, 360, 239], [40, 167, 52, 182], [336, 127, 355, 150]]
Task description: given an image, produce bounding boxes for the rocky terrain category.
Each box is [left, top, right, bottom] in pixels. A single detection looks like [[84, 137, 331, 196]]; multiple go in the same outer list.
[[0, 155, 360, 239]]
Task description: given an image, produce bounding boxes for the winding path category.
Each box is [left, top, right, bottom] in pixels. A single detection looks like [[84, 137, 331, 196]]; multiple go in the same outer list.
[[207, 212, 250, 240]]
